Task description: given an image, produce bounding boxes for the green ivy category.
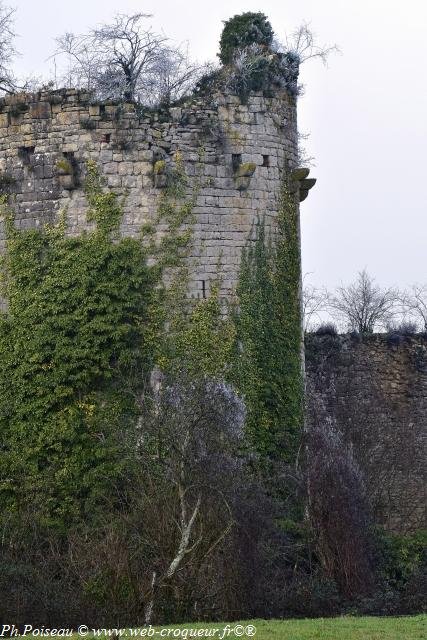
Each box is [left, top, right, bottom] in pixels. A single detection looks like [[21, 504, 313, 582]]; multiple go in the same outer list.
[[155, 150, 200, 268], [158, 274, 236, 379], [148, 149, 236, 379], [85, 159, 124, 234], [0, 152, 225, 528], [377, 528, 427, 590], [0, 167, 155, 528], [232, 179, 304, 461]]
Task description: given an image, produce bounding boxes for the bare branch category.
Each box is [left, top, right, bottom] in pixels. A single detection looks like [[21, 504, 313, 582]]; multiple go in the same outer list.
[[52, 13, 205, 105], [404, 284, 427, 332], [303, 275, 330, 332], [328, 269, 402, 334], [285, 22, 341, 65], [0, 2, 18, 93]]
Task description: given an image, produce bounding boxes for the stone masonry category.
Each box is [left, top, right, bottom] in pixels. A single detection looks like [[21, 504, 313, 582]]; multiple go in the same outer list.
[[0, 88, 424, 536], [305, 333, 427, 534], [0, 87, 313, 301]]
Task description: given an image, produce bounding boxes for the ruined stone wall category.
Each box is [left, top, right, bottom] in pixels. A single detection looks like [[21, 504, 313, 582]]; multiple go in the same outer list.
[[0, 87, 299, 301], [305, 333, 427, 534]]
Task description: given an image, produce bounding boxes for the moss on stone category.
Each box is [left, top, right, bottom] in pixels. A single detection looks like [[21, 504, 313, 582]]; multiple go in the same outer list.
[[235, 162, 256, 177], [56, 159, 73, 175], [153, 160, 167, 175], [0, 172, 17, 194]]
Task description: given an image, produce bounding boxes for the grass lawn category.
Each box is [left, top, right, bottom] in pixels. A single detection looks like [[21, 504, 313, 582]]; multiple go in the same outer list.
[[206, 615, 427, 639], [72, 615, 426, 640]]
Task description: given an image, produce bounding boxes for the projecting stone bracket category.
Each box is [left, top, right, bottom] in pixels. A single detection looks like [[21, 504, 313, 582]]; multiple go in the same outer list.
[[153, 159, 170, 188], [234, 161, 256, 191], [56, 153, 77, 190], [290, 167, 316, 202]]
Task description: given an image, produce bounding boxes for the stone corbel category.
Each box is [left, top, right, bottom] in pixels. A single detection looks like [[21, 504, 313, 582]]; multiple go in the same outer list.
[[234, 162, 256, 191], [153, 159, 169, 188], [56, 156, 76, 191], [291, 167, 316, 202]]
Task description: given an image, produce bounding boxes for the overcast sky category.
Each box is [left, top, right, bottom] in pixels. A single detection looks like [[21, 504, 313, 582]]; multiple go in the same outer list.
[[10, 0, 427, 291]]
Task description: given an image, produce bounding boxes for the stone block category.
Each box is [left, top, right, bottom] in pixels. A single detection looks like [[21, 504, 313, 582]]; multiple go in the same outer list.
[[107, 176, 122, 188], [30, 102, 51, 119], [104, 162, 118, 174], [118, 162, 135, 175], [56, 111, 80, 125], [0, 87, 300, 302], [62, 143, 78, 153], [99, 150, 113, 162]]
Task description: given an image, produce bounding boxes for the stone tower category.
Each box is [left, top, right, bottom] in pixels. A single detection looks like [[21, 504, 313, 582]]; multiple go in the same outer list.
[[0, 87, 315, 300]]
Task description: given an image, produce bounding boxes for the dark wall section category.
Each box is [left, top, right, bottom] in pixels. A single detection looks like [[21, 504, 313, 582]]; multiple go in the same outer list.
[[305, 333, 427, 533]]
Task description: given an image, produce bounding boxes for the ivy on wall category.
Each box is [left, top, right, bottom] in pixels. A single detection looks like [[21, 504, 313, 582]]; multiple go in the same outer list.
[[0, 151, 236, 528], [0, 151, 304, 529], [159, 276, 236, 379], [232, 179, 304, 461], [0, 169, 155, 528], [150, 149, 236, 380]]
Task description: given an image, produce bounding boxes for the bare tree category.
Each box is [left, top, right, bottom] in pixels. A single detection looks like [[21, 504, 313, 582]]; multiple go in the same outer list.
[[329, 269, 401, 334], [306, 387, 375, 597], [303, 276, 330, 332], [133, 375, 246, 623], [53, 13, 205, 105], [262, 23, 340, 99], [92, 13, 168, 102], [53, 32, 100, 91], [283, 22, 340, 65], [0, 2, 18, 93], [147, 45, 210, 106], [96, 374, 245, 623], [405, 284, 427, 332], [53, 13, 168, 101]]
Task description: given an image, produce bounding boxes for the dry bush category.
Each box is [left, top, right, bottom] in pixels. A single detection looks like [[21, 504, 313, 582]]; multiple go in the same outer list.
[[306, 391, 376, 598]]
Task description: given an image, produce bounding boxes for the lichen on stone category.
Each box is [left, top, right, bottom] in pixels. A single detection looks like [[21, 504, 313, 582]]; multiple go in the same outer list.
[[56, 159, 73, 175], [153, 159, 167, 175], [235, 161, 256, 177]]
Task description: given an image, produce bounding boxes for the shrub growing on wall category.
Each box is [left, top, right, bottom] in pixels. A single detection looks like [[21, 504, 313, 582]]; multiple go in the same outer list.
[[219, 12, 274, 65]]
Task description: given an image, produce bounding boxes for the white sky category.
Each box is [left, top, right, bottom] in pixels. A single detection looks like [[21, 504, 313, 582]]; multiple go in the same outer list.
[[10, 0, 427, 291]]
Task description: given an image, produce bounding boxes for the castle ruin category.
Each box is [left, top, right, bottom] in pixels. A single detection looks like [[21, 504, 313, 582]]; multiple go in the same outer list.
[[0, 87, 314, 301]]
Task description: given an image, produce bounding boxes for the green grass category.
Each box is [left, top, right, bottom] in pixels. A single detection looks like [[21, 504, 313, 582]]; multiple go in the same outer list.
[[69, 616, 426, 640], [219, 616, 427, 639]]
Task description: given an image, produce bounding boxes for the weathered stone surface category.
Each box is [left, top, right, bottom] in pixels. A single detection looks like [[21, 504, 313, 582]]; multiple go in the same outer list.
[[29, 102, 51, 119], [300, 177, 316, 191], [305, 333, 427, 534], [0, 87, 301, 300], [291, 167, 310, 181]]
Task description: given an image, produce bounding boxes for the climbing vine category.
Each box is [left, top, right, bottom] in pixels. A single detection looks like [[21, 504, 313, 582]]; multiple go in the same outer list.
[[158, 275, 236, 379], [0, 168, 155, 528], [233, 178, 304, 461], [0, 152, 236, 527], [84, 159, 124, 234], [0, 145, 304, 530], [150, 149, 236, 379]]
